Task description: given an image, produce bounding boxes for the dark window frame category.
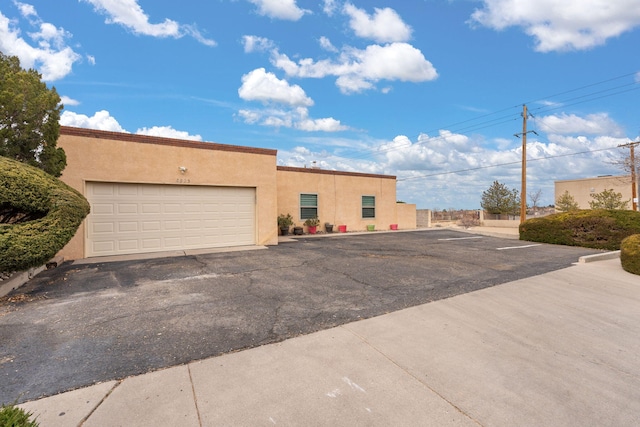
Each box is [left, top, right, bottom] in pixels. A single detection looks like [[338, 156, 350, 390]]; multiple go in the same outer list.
[[362, 195, 375, 219], [300, 193, 318, 220]]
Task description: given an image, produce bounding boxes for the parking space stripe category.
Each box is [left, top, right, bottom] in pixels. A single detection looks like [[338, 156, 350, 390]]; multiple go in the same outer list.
[[496, 244, 542, 250], [438, 236, 484, 241]]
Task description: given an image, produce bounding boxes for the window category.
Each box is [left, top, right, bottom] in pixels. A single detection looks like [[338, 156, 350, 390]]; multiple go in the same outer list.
[[362, 195, 375, 218], [300, 193, 318, 220]]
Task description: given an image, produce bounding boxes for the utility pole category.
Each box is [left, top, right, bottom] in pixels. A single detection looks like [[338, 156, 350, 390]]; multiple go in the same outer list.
[[619, 140, 640, 211], [514, 105, 537, 224]]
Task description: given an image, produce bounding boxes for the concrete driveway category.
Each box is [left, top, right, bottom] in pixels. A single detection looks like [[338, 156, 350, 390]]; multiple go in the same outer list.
[[1, 229, 604, 404]]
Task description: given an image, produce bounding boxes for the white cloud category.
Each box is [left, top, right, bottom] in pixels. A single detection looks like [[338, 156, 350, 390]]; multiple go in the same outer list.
[[274, 110, 630, 208], [318, 36, 338, 52], [247, 0, 310, 21], [322, 0, 338, 16], [242, 35, 275, 53], [470, 0, 640, 52], [343, 3, 412, 43], [87, 55, 96, 65], [59, 95, 80, 106], [183, 25, 217, 47], [236, 69, 350, 132], [81, 0, 216, 45], [294, 107, 348, 132], [534, 113, 624, 136], [136, 126, 202, 141], [237, 106, 348, 132], [0, 6, 81, 81], [60, 110, 128, 132], [296, 117, 347, 132], [238, 68, 313, 107], [14, 1, 36, 19], [61, 110, 204, 141], [272, 42, 437, 94]]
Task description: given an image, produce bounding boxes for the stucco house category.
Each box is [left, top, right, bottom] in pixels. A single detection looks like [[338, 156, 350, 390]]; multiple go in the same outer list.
[[56, 126, 416, 261]]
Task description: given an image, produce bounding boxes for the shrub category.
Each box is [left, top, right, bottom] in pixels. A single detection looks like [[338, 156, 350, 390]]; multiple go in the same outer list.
[[277, 213, 294, 228], [0, 156, 90, 272], [303, 216, 320, 227], [620, 234, 640, 275], [0, 403, 39, 426], [519, 209, 640, 251], [458, 214, 480, 229]]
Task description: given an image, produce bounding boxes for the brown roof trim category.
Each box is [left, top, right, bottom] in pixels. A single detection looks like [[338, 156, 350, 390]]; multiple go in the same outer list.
[[277, 165, 396, 180], [60, 126, 277, 156]]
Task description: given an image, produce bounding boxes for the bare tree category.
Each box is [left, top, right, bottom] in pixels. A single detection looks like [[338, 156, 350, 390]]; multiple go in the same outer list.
[[528, 189, 542, 213]]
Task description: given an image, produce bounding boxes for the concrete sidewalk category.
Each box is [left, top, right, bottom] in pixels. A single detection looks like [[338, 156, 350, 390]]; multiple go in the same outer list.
[[19, 257, 640, 426]]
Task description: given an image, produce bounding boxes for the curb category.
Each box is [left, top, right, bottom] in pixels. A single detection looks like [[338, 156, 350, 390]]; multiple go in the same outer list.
[[0, 256, 64, 298], [578, 251, 620, 264]]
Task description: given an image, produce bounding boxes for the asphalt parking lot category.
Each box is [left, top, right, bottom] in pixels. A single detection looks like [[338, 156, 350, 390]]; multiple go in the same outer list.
[[0, 229, 603, 404]]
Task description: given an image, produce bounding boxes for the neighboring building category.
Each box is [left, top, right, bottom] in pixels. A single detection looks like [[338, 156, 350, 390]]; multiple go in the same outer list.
[[554, 175, 634, 209], [56, 126, 416, 261], [276, 166, 415, 233]]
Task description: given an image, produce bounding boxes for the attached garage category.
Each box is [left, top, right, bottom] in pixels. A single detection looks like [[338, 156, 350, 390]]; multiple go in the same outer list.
[[86, 182, 256, 257]]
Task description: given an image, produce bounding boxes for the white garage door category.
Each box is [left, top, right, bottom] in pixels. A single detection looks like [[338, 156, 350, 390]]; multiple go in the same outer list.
[[86, 182, 256, 257]]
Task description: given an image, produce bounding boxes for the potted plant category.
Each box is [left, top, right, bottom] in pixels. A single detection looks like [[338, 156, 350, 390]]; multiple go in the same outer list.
[[277, 213, 294, 236], [324, 222, 334, 233], [303, 216, 320, 234]]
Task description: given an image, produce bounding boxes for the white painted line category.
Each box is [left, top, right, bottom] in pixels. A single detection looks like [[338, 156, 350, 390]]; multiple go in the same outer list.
[[438, 236, 484, 241], [496, 244, 542, 250]]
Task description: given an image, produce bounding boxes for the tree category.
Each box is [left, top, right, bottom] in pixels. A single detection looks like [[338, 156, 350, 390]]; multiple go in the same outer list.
[[528, 189, 542, 212], [555, 190, 579, 212], [481, 180, 520, 216], [610, 143, 640, 177], [0, 52, 66, 176], [588, 188, 630, 210]]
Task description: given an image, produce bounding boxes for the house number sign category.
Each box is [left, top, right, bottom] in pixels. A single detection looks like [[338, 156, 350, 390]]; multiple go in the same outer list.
[[176, 178, 191, 184]]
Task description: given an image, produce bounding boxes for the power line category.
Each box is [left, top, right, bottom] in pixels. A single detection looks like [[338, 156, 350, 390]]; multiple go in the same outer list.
[[523, 71, 639, 107], [397, 146, 618, 182], [335, 71, 640, 161]]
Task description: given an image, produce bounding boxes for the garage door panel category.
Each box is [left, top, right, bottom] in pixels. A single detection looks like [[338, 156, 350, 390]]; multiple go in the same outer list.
[[142, 221, 161, 231], [118, 204, 138, 214], [93, 241, 115, 253], [164, 203, 181, 213], [86, 183, 256, 257], [118, 240, 139, 251], [142, 204, 161, 214], [142, 238, 161, 249], [164, 220, 182, 230], [118, 222, 138, 232], [93, 203, 114, 215], [92, 223, 114, 234], [91, 183, 115, 196]]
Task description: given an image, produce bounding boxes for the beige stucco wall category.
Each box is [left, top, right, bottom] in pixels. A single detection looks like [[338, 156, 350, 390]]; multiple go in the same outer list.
[[396, 203, 417, 230], [56, 127, 279, 260], [555, 175, 633, 209], [276, 167, 409, 232]]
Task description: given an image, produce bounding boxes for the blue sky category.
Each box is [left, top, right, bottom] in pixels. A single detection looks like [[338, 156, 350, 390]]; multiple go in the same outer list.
[[1, 0, 639, 209]]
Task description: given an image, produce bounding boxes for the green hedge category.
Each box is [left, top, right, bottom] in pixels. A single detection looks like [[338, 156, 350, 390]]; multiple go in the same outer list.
[[0, 156, 90, 272], [519, 209, 640, 251], [620, 234, 640, 275]]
